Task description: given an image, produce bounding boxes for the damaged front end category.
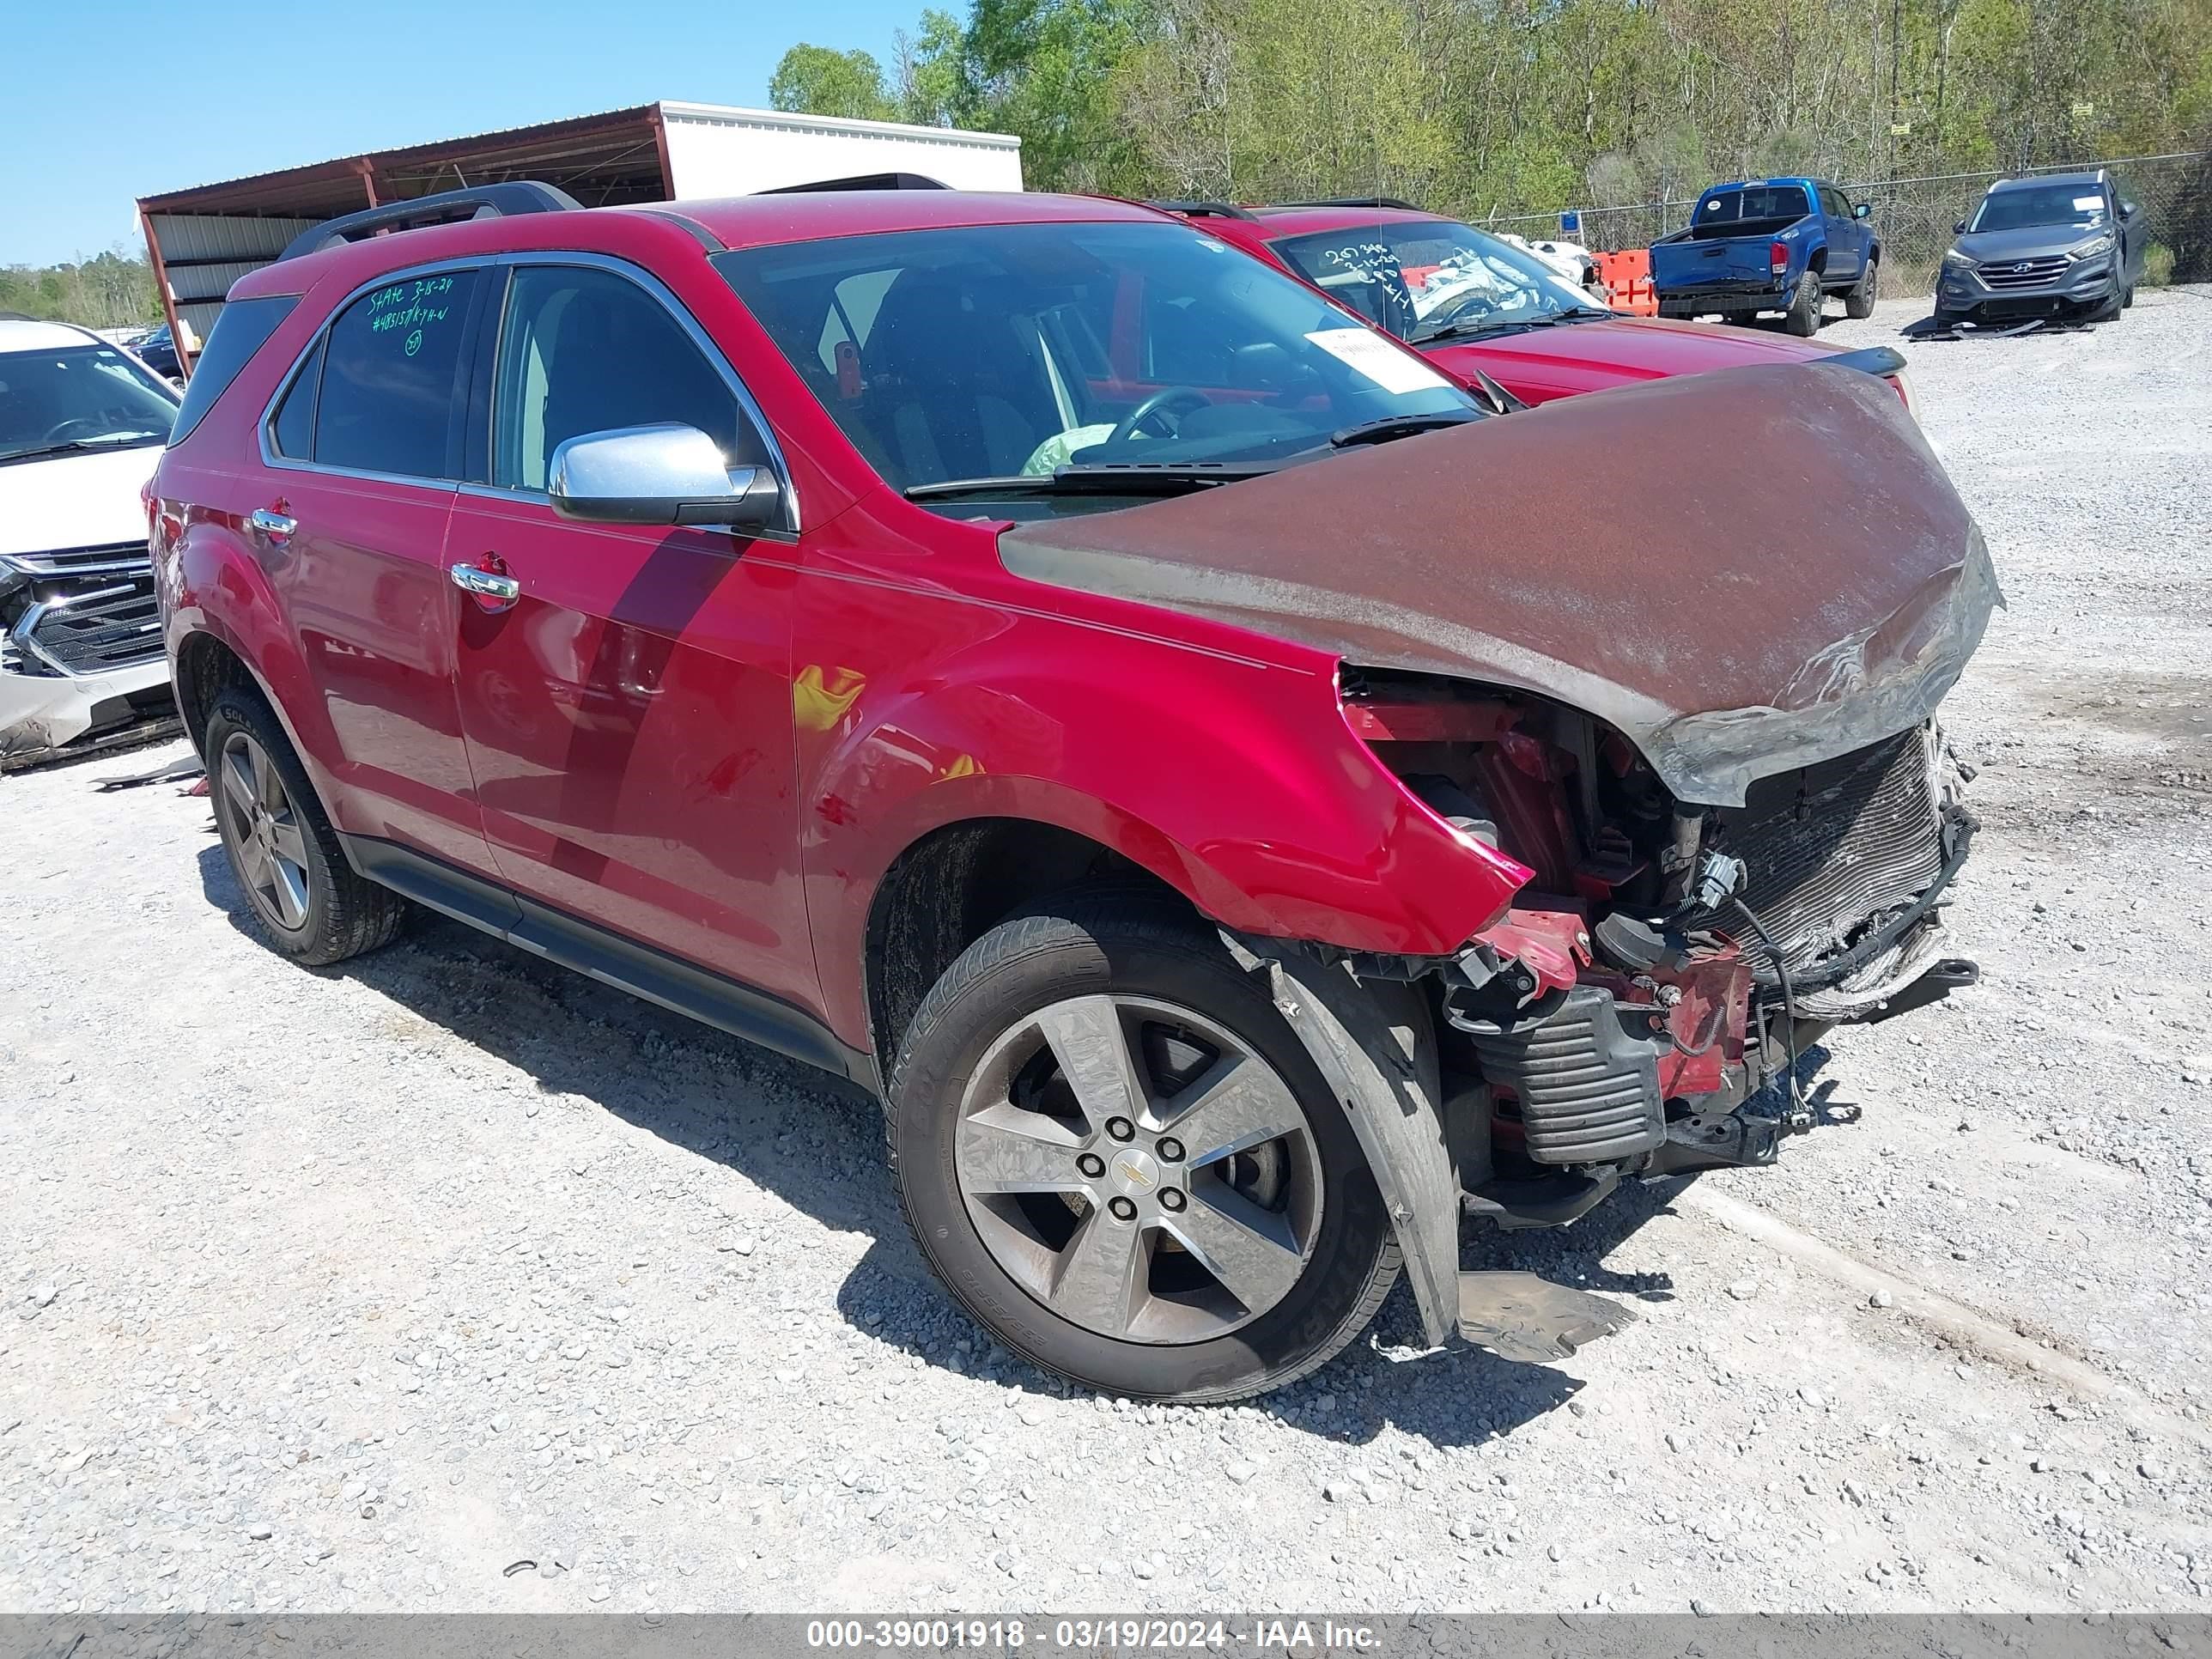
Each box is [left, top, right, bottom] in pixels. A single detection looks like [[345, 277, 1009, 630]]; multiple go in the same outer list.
[[1000, 361, 1997, 1358], [0, 544, 177, 770], [1345, 668, 1981, 1199], [1242, 675, 1985, 1358]]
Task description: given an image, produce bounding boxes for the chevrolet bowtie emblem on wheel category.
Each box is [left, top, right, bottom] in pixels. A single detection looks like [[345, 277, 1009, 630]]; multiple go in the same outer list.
[[1107, 1148, 1162, 1198]]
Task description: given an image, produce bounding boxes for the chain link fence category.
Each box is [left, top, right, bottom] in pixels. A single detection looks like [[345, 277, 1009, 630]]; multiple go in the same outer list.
[[1466, 151, 2211, 295]]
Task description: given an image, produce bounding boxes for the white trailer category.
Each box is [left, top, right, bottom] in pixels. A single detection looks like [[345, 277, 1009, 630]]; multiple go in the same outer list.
[[138, 101, 1023, 374]]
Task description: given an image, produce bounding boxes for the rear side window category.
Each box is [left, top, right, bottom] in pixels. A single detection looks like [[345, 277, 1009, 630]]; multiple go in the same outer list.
[[168, 296, 298, 446], [269, 337, 322, 459], [313, 270, 479, 479]]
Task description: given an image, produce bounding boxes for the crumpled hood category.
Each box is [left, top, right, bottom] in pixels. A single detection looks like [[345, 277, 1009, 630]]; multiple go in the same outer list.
[[999, 362, 1999, 806]]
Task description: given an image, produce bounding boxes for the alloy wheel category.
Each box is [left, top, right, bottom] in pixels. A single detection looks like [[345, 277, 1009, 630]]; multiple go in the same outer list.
[[952, 994, 1322, 1344], [217, 730, 312, 932]]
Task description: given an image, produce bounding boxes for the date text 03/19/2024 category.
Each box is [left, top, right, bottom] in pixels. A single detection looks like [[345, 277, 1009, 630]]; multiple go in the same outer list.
[[804, 1620, 1382, 1651]]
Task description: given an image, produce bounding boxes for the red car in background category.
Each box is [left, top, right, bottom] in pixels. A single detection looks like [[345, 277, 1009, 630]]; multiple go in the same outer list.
[[1159, 198, 1911, 410]]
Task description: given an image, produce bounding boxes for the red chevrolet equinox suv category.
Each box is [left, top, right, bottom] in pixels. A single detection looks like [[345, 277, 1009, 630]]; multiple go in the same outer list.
[[153, 181, 1993, 1401]]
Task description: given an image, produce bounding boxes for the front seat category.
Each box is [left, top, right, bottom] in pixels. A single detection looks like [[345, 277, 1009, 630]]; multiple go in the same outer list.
[[860, 278, 1053, 486]]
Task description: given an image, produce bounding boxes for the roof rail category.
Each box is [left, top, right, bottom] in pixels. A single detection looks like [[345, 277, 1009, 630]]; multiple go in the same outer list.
[[1273, 196, 1424, 212], [276, 182, 582, 263], [1146, 199, 1259, 221], [757, 172, 951, 194]]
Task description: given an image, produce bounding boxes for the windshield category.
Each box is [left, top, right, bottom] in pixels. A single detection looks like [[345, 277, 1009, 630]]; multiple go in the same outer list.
[[1698, 185, 1814, 225], [714, 220, 1475, 497], [1270, 219, 1600, 342], [1970, 183, 2107, 234], [0, 343, 179, 463]]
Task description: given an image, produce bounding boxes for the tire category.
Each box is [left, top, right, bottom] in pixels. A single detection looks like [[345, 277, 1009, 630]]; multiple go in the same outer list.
[[1844, 258, 1880, 319], [205, 688, 406, 966], [889, 890, 1401, 1402], [1784, 270, 1824, 337], [2087, 289, 2123, 324], [2121, 278, 2136, 310]]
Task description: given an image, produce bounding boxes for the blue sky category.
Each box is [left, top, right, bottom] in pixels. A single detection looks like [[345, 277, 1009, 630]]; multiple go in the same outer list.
[[1, 0, 915, 266]]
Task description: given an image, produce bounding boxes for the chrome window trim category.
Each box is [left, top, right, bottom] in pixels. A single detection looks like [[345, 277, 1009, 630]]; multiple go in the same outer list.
[[256, 251, 800, 537]]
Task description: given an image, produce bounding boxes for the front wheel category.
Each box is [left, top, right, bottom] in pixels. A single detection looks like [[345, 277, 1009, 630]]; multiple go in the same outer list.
[[1844, 258, 1880, 319], [889, 893, 1400, 1401], [1784, 270, 1825, 336]]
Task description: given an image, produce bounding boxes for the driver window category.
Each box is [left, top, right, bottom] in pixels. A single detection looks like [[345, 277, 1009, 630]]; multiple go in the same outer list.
[[491, 264, 769, 492]]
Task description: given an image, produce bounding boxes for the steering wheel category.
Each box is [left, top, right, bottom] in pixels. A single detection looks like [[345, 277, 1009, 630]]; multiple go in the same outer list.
[[1419, 285, 1503, 333], [1104, 386, 1215, 449], [43, 417, 110, 444]]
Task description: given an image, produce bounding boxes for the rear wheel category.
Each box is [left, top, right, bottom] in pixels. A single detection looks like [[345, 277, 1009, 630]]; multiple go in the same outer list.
[[1784, 270, 1825, 337], [889, 892, 1399, 1401], [205, 689, 405, 966], [1844, 258, 1880, 319]]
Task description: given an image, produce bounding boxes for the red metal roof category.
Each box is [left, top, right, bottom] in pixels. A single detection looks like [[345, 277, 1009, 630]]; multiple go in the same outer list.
[[137, 106, 669, 220]]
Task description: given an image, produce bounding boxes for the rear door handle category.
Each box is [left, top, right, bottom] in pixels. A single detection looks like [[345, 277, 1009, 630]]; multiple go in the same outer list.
[[449, 562, 521, 604], [248, 507, 296, 543]]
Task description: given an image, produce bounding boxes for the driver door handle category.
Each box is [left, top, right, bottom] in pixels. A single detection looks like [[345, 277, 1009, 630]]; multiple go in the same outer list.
[[449, 562, 521, 603]]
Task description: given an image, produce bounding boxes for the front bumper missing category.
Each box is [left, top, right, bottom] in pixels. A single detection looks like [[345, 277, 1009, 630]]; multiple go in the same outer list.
[[1226, 933, 1642, 1365]]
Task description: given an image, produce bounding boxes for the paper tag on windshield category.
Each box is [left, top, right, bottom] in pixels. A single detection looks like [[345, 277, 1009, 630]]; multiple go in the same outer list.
[[1304, 328, 1453, 396], [2073, 195, 2103, 210]]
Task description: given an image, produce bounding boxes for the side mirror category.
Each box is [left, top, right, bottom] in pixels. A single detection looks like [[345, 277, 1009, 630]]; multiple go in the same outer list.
[[548, 423, 781, 532], [1852, 203, 1872, 220], [1953, 219, 1967, 234], [2120, 199, 2141, 220]]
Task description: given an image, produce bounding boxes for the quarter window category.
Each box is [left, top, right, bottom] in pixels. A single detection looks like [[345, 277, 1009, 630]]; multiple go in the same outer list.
[[313, 270, 479, 478], [269, 337, 322, 459], [167, 295, 295, 447], [490, 264, 768, 492]]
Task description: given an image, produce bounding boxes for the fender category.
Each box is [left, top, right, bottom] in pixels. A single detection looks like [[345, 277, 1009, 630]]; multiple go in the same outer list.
[[793, 555, 1525, 1047], [164, 498, 339, 798], [1225, 933, 1638, 1362]]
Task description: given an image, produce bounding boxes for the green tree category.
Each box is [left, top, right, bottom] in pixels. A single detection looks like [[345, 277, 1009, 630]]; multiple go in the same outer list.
[[767, 44, 899, 119], [895, 9, 975, 125], [0, 247, 159, 331]]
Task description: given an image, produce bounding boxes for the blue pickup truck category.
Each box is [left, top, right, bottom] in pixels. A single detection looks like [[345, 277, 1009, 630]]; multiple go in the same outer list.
[[1650, 179, 1882, 336]]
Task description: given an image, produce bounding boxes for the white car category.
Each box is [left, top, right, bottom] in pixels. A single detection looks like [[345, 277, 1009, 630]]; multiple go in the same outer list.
[[1, 319, 179, 767]]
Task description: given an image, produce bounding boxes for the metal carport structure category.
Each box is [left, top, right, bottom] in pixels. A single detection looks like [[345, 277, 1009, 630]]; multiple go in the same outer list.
[[137, 102, 1022, 374]]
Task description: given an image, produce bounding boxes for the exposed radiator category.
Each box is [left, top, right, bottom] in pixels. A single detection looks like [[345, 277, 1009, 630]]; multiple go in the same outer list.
[[1700, 726, 1948, 977]]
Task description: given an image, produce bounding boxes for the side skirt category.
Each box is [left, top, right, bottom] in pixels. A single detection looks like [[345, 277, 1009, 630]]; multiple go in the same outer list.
[[339, 834, 880, 1094]]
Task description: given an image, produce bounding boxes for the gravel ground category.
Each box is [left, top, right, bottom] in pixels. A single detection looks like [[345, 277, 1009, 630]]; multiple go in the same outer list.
[[3, 287, 2209, 1618]]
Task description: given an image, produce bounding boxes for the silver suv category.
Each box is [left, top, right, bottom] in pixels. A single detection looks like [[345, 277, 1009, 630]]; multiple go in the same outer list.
[[1935, 168, 2146, 328], [0, 320, 179, 767]]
